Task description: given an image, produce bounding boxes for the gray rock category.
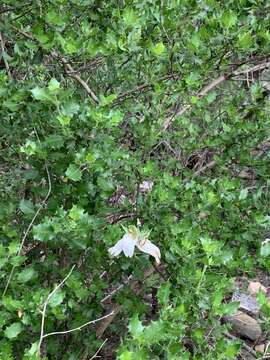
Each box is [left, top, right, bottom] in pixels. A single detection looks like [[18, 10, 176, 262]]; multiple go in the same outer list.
[[224, 311, 262, 341], [232, 292, 260, 317]]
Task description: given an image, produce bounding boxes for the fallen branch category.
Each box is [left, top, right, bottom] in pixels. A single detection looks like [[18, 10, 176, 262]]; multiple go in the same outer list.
[[163, 59, 270, 130]]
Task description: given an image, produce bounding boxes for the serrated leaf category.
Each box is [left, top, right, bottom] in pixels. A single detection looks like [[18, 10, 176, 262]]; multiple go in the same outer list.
[[61, 102, 80, 117], [69, 205, 85, 221], [109, 109, 124, 126], [48, 78, 60, 92], [119, 350, 133, 360], [238, 32, 253, 48], [123, 8, 138, 27], [151, 42, 165, 56], [33, 221, 54, 242], [4, 322, 23, 339], [128, 314, 144, 339], [221, 10, 237, 28], [220, 301, 239, 315], [65, 164, 82, 181], [143, 321, 166, 343]]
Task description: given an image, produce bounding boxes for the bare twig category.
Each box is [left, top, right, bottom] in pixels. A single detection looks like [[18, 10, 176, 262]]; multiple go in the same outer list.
[[96, 265, 157, 338], [0, 31, 12, 79], [42, 312, 114, 339], [51, 51, 99, 104], [114, 73, 181, 105], [89, 338, 108, 360], [38, 265, 76, 353], [163, 59, 270, 130], [3, 157, 52, 297], [101, 275, 133, 303]]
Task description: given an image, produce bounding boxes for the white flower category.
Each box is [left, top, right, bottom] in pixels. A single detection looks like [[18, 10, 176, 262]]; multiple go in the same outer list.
[[108, 233, 136, 258], [108, 226, 161, 264]]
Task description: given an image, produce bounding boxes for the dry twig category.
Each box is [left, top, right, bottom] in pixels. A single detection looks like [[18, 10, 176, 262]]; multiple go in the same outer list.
[[51, 51, 99, 104], [3, 157, 51, 297], [163, 59, 270, 130], [96, 265, 157, 338], [38, 265, 76, 353]]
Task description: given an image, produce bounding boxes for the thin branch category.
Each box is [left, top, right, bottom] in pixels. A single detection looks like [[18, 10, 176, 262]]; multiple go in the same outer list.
[[0, 31, 12, 79], [163, 59, 270, 130], [38, 265, 76, 353], [3, 159, 52, 297], [101, 275, 133, 303], [42, 311, 114, 339], [114, 73, 181, 105], [96, 265, 157, 338], [89, 338, 108, 360], [51, 51, 99, 104]]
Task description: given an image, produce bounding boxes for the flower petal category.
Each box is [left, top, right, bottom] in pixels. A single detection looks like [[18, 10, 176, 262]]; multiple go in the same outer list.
[[136, 239, 161, 264], [122, 233, 136, 257], [108, 238, 125, 257], [108, 234, 136, 258]]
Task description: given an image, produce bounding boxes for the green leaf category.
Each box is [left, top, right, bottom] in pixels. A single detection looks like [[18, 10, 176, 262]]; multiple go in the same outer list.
[[49, 289, 65, 307], [109, 109, 124, 126], [100, 94, 117, 106], [128, 314, 144, 339], [61, 102, 80, 117], [4, 322, 23, 339], [65, 164, 82, 181], [17, 267, 36, 283], [33, 220, 54, 242], [151, 42, 165, 56], [157, 282, 170, 305], [221, 11, 237, 28], [143, 321, 166, 343], [238, 32, 253, 48], [30, 87, 55, 102], [260, 239, 270, 257], [239, 188, 248, 200], [220, 301, 239, 315], [19, 199, 35, 216], [119, 350, 133, 360], [48, 78, 60, 92], [69, 205, 85, 221], [123, 8, 139, 27], [224, 343, 240, 358]]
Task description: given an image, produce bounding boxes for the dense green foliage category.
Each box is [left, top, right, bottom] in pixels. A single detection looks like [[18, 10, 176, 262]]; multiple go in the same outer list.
[[1, 0, 270, 359]]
